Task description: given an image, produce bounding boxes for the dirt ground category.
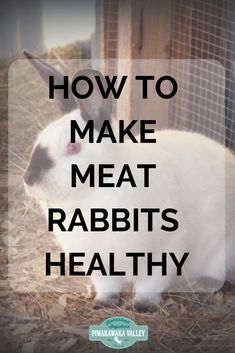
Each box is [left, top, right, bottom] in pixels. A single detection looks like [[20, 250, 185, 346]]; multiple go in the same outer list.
[[0, 43, 235, 353]]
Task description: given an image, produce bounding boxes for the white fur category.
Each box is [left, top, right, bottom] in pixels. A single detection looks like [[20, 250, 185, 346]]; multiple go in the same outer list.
[[25, 109, 235, 305]]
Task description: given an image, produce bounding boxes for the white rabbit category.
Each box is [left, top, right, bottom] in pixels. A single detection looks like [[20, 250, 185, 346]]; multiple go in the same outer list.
[[23, 51, 235, 311]]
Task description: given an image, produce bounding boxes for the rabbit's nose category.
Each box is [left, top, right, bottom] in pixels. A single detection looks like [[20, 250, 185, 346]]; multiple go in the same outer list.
[[23, 168, 38, 186]]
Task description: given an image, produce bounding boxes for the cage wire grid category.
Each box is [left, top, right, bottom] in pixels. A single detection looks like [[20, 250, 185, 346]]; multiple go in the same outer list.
[[170, 0, 235, 151], [96, 0, 235, 149]]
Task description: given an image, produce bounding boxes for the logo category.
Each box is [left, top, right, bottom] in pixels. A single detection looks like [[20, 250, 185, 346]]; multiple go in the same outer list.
[[89, 316, 148, 349]]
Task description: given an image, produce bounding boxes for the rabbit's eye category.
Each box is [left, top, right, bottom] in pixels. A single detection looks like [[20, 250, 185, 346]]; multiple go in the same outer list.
[[66, 142, 81, 155]]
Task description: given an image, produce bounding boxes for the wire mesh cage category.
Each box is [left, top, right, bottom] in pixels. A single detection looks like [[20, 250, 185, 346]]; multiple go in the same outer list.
[[170, 0, 235, 151], [93, 0, 235, 150]]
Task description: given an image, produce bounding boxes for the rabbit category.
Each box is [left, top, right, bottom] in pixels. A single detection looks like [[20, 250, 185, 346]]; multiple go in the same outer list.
[[23, 50, 235, 311]]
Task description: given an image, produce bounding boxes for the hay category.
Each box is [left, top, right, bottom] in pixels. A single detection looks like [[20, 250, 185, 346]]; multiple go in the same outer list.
[[1, 41, 235, 353]]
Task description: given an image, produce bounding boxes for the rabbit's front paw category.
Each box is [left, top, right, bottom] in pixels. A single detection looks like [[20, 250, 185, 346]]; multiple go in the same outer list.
[[134, 294, 162, 313], [93, 293, 121, 309]]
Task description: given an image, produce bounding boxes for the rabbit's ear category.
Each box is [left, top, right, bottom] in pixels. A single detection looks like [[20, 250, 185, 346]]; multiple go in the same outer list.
[[73, 69, 113, 130], [23, 50, 78, 114]]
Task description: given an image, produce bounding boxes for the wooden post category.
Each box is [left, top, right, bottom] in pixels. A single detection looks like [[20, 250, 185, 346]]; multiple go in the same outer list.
[[130, 0, 172, 129]]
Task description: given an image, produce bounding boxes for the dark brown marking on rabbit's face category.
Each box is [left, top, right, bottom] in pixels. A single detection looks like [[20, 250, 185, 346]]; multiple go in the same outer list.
[[23, 145, 54, 186]]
